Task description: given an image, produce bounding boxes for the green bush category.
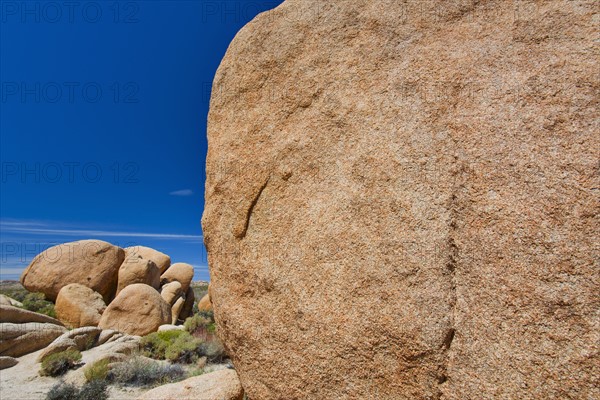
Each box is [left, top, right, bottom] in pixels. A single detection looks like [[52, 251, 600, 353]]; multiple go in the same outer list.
[[183, 313, 211, 333], [40, 350, 82, 377], [140, 330, 203, 364], [84, 359, 110, 382], [46, 380, 108, 400], [107, 357, 185, 387], [22, 292, 56, 318]]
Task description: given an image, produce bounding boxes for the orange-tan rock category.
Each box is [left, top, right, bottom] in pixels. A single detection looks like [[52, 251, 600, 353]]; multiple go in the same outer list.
[[98, 284, 171, 336], [170, 297, 185, 324], [116, 255, 161, 295], [55, 284, 106, 328], [125, 246, 171, 274], [159, 281, 182, 306], [197, 293, 212, 313], [20, 240, 124, 302], [160, 263, 194, 292], [179, 286, 195, 321], [203, 0, 599, 398]]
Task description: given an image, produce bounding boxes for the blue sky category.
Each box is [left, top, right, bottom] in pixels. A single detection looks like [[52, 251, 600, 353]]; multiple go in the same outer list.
[[0, 1, 284, 280]]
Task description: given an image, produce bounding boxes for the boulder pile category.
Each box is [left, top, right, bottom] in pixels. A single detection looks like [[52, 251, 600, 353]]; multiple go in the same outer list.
[[18, 240, 196, 333]]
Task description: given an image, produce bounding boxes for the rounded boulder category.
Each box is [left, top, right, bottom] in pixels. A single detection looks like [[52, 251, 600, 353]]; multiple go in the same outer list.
[[98, 284, 171, 336], [125, 246, 171, 274], [20, 240, 124, 302], [55, 283, 107, 328], [160, 263, 194, 292], [116, 256, 161, 295]]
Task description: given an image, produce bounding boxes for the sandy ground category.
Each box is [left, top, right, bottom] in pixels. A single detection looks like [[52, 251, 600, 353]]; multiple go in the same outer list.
[[0, 348, 147, 400], [1, 346, 232, 400]]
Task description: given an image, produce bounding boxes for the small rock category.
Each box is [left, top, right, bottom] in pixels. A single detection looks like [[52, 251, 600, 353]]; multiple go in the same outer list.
[[137, 369, 244, 400], [158, 324, 185, 332], [0, 356, 18, 370]]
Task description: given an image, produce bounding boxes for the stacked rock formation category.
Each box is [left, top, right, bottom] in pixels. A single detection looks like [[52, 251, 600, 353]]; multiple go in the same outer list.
[[203, 0, 599, 399], [19, 240, 197, 334]]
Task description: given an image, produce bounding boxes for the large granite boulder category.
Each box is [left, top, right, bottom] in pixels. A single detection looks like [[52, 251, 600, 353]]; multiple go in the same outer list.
[[0, 322, 66, 357], [55, 284, 106, 328], [116, 255, 161, 295], [20, 240, 125, 302], [125, 246, 171, 274], [98, 284, 171, 336], [202, 1, 599, 399]]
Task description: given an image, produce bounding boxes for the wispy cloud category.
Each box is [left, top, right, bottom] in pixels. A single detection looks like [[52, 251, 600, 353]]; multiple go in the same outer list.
[[0, 220, 203, 241], [169, 189, 194, 197]]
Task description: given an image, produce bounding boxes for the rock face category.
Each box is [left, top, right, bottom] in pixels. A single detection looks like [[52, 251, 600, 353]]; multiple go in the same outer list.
[[203, 1, 599, 399], [0, 323, 66, 357], [55, 284, 106, 328], [98, 284, 171, 336], [125, 246, 171, 274], [137, 369, 244, 400], [20, 240, 125, 302], [116, 255, 161, 295], [160, 263, 194, 292]]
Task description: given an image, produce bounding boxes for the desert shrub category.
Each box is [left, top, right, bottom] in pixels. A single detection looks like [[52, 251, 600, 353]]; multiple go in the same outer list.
[[183, 313, 211, 333], [107, 357, 185, 387], [40, 350, 82, 377], [84, 359, 110, 382], [78, 380, 109, 400], [22, 292, 56, 318], [140, 330, 202, 363], [45, 380, 107, 400], [46, 382, 79, 400]]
